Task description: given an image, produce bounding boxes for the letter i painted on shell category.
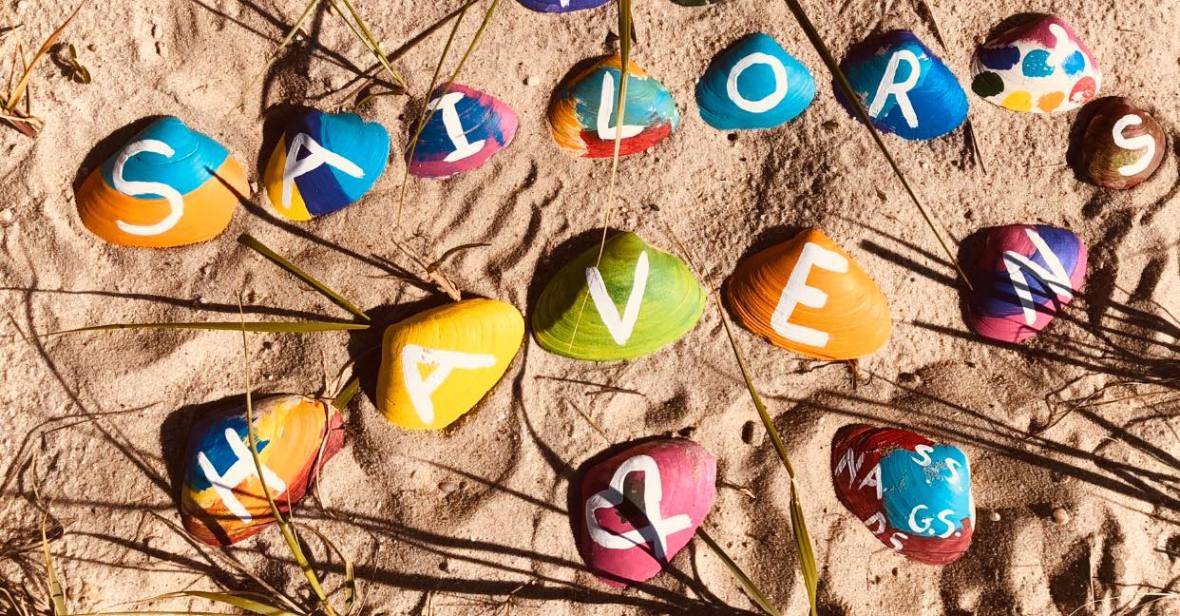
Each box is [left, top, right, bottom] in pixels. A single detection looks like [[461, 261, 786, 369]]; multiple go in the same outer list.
[[696, 33, 816, 130], [408, 84, 519, 178], [837, 31, 968, 140]]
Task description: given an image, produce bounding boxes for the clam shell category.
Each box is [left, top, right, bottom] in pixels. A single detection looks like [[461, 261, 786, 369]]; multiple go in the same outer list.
[[548, 54, 680, 158], [377, 298, 525, 430], [408, 83, 518, 178], [831, 424, 975, 565], [77, 116, 247, 248], [180, 394, 344, 546], [967, 224, 1087, 344], [970, 15, 1100, 113], [838, 30, 967, 140], [516, 0, 611, 12], [725, 228, 891, 361], [577, 439, 717, 586], [1079, 98, 1165, 190], [263, 110, 390, 221], [696, 33, 816, 131], [532, 232, 706, 361]]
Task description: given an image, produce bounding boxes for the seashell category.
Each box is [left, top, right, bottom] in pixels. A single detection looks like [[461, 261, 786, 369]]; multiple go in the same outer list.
[[408, 83, 518, 178], [837, 30, 967, 141], [670, 0, 719, 6], [831, 424, 975, 565], [970, 15, 1100, 114], [548, 54, 680, 158], [1078, 98, 1165, 190], [533, 232, 706, 361], [77, 116, 248, 248], [577, 439, 717, 586], [181, 394, 345, 546], [377, 298, 524, 430], [263, 109, 390, 221], [967, 224, 1087, 344], [726, 228, 891, 361], [515, 0, 611, 13], [696, 33, 816, 131]]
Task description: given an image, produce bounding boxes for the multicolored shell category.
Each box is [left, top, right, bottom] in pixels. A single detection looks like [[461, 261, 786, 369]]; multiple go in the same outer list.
[[77, 116, 247, 248], [831, 424, 975, 565], [263, 110, 389, 221], [515, 0, 611, 12], [180, 395, 344, 546], [377, 298, 524, 430], [970, 15, 1100, 113], [726, 228, 891, 361], [548, 55, 679, 158], [838, 30, 968, 140], [408, 84, 518, 178], [577, 439, 716, 586], [696, 33, 816, 131], [967, 224, 1087, 344], [1079, 98, 1166, 190], [532, 232, 706, 361]]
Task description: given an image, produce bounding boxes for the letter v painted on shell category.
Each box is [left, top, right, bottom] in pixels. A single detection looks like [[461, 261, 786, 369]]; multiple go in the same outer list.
[[696, 33, 816, 131]]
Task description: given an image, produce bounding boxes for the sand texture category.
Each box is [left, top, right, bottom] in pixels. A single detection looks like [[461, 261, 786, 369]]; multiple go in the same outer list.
[[1, 0, 1178, 614]]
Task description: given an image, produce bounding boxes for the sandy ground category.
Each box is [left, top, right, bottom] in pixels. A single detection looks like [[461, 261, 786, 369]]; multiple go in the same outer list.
[[1, 0, 1179, 614]]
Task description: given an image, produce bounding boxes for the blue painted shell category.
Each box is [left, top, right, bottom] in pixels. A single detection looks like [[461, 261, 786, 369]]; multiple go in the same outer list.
[[696, 33, 816, 130]]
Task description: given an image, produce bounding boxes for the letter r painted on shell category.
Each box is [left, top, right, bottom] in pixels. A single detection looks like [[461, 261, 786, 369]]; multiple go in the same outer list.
[[769, 242, 849, 348], [869, 50, 921, 128]]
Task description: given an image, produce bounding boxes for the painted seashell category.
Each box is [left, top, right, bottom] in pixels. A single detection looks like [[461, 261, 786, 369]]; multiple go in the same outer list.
[[181, 394, 345, 546], [548, 55, 680, 158], [967, 224, 1087, 344], [577, 439, 717, 586], [533, 232, 706, 361], [377, 298, 524, 430], [831, 424, 975, 565], [263, 110, 390, 221], [726, 228, 891, 361], [670, 0, 719, 6], [971, 15, 1100, 114], [77, 116, 248, 248], [515, 0, 611, 13], [838, 31, 968, 140], [1078, 98, 1165, 190], [696, 33, 816, 131], [408, 84, 518, 178]]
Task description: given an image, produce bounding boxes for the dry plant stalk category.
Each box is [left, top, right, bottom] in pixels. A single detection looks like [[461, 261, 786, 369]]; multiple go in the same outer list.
[[1, 1, 88, 137]]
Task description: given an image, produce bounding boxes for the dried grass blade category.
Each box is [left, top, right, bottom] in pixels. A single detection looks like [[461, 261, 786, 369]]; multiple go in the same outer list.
[[247, 0, 321, 96], [779, 0, 972, 291], [697, 528, 782, 616], [41, 515, 68, 616], [332, 0, 408, 92], [331, 376, 361, 409], [717, 298, 818, 615], [50, 321, 367, 335], [157, 591, 295, 616], [5, 0, 88, 113], [238, 234, 370, 321]]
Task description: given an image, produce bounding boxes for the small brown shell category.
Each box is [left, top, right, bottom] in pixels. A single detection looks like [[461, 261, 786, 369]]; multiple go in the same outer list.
[[1080, 98, 1165, 190]]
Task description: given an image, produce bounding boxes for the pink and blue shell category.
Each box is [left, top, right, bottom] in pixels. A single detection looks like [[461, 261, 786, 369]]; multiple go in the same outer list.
[[408, 84, 518, 179]]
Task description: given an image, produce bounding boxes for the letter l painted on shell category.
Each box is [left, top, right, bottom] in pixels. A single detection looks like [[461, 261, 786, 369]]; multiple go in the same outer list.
[[869, 50, 921, 128], [400, 344, 496, 423], [585, 250, 650, 345], [428, 91, 488, 162], [596, 72, 644, 140], [769, 242, 848, 348], [280, 133, 364, 209], [112, 140, 185, 236]]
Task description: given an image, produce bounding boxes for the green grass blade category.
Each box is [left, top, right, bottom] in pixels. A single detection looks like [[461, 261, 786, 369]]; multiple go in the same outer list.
[[157, 591, 296, 616], [779, 0, 972, 291], [331, 376, 361, 409], [49, 321, 368, 336], [238, 234, 370, 321], [789, 487, 818, 616], [698, 528, 782, 616], [41, 516, 68, 616]]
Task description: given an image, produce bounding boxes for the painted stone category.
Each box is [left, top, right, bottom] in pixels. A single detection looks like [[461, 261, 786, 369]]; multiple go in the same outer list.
[[408, 84, 518, 178], [1079, 98, 1165, 190], [832, 424, 975, 565], [181, 395, 345, 546], [838, 30, 968, 140], [533, 232, 706, 361], [577, 439, 717, 586], [516, 0, 611, 13], [263, 110, 389, 221], [377, 298, 524, 430], [971, 15, 1100, 114], [726, 228, 891, 361], [696, 33, 816, 131], [548, 55, 680, 158], [967, 224, 1087, 344], [77, 116, 247, 248]]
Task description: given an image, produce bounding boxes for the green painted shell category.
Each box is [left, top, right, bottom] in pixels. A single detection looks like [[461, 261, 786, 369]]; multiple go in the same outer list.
[[532, 232, 706, 361]]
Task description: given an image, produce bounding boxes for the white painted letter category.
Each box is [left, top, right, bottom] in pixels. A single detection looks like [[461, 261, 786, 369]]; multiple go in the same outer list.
[[770, 242, 848, 348], [868, 50, 921, 129], [279, 133, 364, 210], [196, 428, 287, 523], [427, 91, 487, 162], [726, 52, 789, 113], [596, 71, 643, 140], [401, 345, 496, 423], [1001, 228, 1075, 326], [584, 454, 693, 561], [113, 140, 185, 236], [1112, 114, 1156, 177], [585, 250, 649, 345]]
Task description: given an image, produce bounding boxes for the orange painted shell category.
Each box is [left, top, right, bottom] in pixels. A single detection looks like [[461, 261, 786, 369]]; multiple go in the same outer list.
[[725, 228, 891, 360]]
